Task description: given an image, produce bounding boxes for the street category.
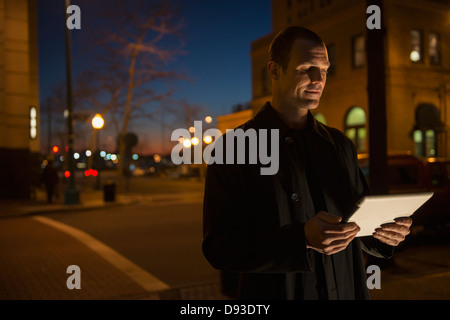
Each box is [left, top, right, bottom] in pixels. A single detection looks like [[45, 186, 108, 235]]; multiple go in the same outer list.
[[43, 200, 217, 289]]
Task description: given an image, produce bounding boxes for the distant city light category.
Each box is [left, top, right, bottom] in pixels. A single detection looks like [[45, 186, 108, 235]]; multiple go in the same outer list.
[[191, 137, 200, 146], [85, 150, 92, 157], [91, 114, 104, 129], [154, 154, 161, 163], [100, 150, 106, 157], [132, 154, 139, 160], [106, 153, 111, 160], [203, 135, 213, 144], [205, 116, 213, 124], [84, 169, 98, 177], [77, 163, 86, 169], [74, 152, 80, 160], [29, 106, 37, 139], [183, 139, 192, 148], [52, 145, 59, 153], [129, 164, 136, 171], [410, 50, 420, 62], [64, 171, 70, 178], [111, 154, 117, 161], [188, 126, 195, 133]]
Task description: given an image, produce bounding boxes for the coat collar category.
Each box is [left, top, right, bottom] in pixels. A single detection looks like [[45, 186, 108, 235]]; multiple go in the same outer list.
[[253, 102, 336, 146]]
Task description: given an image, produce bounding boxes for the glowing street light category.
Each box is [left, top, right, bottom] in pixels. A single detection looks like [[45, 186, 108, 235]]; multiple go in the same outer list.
[[92, 114, 104, 129], [203, 135, 213, 144], [191, 137, 200, 146], [183, 139, 192, 148], [205, 116, 212, 124], [91, 113, 104, 189]]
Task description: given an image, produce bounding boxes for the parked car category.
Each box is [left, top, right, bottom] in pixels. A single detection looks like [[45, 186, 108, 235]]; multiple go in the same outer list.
[[358, 152, 450, 228]]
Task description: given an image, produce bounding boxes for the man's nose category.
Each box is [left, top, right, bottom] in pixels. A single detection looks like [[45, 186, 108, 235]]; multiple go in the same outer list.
[[308, 68, 324, 83]]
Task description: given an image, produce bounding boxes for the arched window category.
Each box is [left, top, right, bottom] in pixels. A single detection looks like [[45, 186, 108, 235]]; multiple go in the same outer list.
[[345, 106, 366, 152], [412, 104, 446, 157]]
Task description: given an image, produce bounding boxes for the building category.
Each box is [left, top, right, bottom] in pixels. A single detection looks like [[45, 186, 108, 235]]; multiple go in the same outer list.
[[248, 0, 450, 158], [0, 0, 40, 199]]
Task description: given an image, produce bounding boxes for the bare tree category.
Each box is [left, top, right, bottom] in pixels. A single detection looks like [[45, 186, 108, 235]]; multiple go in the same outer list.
[[75, 0, 187, 182]]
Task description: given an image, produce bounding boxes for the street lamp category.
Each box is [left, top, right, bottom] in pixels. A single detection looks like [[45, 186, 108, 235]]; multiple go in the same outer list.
[[205, 116, 213, 124], [64, 0, 80, 205], [92, 113, 104, 130], [92, 114, 104, 189]]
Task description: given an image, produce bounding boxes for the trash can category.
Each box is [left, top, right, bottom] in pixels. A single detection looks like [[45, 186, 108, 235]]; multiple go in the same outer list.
[[103, 182, 116, 202]]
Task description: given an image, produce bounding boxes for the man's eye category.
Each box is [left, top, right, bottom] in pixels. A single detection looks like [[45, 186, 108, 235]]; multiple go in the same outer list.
[[321, 69, 329, 74]]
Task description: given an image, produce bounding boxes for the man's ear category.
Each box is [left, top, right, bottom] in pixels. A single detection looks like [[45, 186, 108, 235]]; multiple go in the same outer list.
[[268, 61, 280, 80]]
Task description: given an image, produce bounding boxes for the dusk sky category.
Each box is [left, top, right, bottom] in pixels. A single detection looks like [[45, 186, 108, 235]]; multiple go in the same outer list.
[[37, 0, 272, 155]]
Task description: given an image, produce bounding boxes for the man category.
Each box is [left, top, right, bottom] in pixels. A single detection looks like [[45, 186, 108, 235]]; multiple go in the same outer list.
[[202, 26, 411, 299], [41, 159, 59, 203]]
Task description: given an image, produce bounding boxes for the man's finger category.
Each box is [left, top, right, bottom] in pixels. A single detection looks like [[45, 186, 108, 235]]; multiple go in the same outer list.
[[321, 228, 359, 245], [373, 232, 400, 246], [323, 221, 359, 234], [374, 228, 405, 242], [317, 211, 342, 224], [394, 217, 413, 227], [379, 223, 410, 236]]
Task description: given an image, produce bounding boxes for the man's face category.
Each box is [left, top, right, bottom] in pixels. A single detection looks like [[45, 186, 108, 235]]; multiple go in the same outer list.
[[275, 38, 330, 110]]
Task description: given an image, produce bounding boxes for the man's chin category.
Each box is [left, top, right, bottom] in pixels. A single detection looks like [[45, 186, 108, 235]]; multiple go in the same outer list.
[[298, 99, 320, 110]]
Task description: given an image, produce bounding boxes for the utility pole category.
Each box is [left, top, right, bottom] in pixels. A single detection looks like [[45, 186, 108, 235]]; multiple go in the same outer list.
[[47, 97, 52, 155], [63, 0, 80, 204], [366, 0, 389, 195]]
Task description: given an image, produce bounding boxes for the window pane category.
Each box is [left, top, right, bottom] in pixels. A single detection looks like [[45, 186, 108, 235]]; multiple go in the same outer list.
[[353, 35, 365, 67], [346, 128, 356, 140], [410, 30, 422, 62], [346, 107, 366, 126], [425, 129, 435, 156], [357, 128, 366, 152], [429, 33, 440, 65]]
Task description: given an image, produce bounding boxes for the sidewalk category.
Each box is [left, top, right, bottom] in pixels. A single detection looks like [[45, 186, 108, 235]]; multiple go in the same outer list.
[[0, 176, 205, 219]]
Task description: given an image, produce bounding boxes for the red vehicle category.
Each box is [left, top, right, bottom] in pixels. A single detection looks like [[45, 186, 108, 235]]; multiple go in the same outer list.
[[358, 152, 450, 228]]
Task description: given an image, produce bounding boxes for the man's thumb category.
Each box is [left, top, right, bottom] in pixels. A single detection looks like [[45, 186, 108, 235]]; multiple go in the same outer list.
[[317, 211, 342, 224]]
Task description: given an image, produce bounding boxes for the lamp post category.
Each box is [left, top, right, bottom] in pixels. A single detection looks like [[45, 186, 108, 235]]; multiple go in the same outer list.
[[63, 0, 80, 204], [92, 114, 104, 190]]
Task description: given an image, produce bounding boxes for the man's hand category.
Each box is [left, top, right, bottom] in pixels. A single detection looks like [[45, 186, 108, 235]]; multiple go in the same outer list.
[[304, 211, 360, 255], [373, 217, 412, 246]]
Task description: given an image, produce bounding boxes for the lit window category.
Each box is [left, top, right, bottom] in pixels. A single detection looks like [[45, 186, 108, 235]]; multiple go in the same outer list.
[[410, 30, 423, 63], [345, 106, 366, 152], [352, 35, 365, 67], [412, 104, 446, 157], [429, 32, 440, 65], [29, 106, 38, 140]]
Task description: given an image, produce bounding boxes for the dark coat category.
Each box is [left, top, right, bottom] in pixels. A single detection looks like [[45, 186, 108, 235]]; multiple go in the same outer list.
[[202, 102, 393, 300]]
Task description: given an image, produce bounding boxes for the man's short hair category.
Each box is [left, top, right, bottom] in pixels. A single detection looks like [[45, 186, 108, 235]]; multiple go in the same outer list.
[[268, 26, 324, 71]]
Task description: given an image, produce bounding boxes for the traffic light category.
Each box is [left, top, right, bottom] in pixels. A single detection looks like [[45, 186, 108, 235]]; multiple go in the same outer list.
[[52, 145, 59, 153]]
